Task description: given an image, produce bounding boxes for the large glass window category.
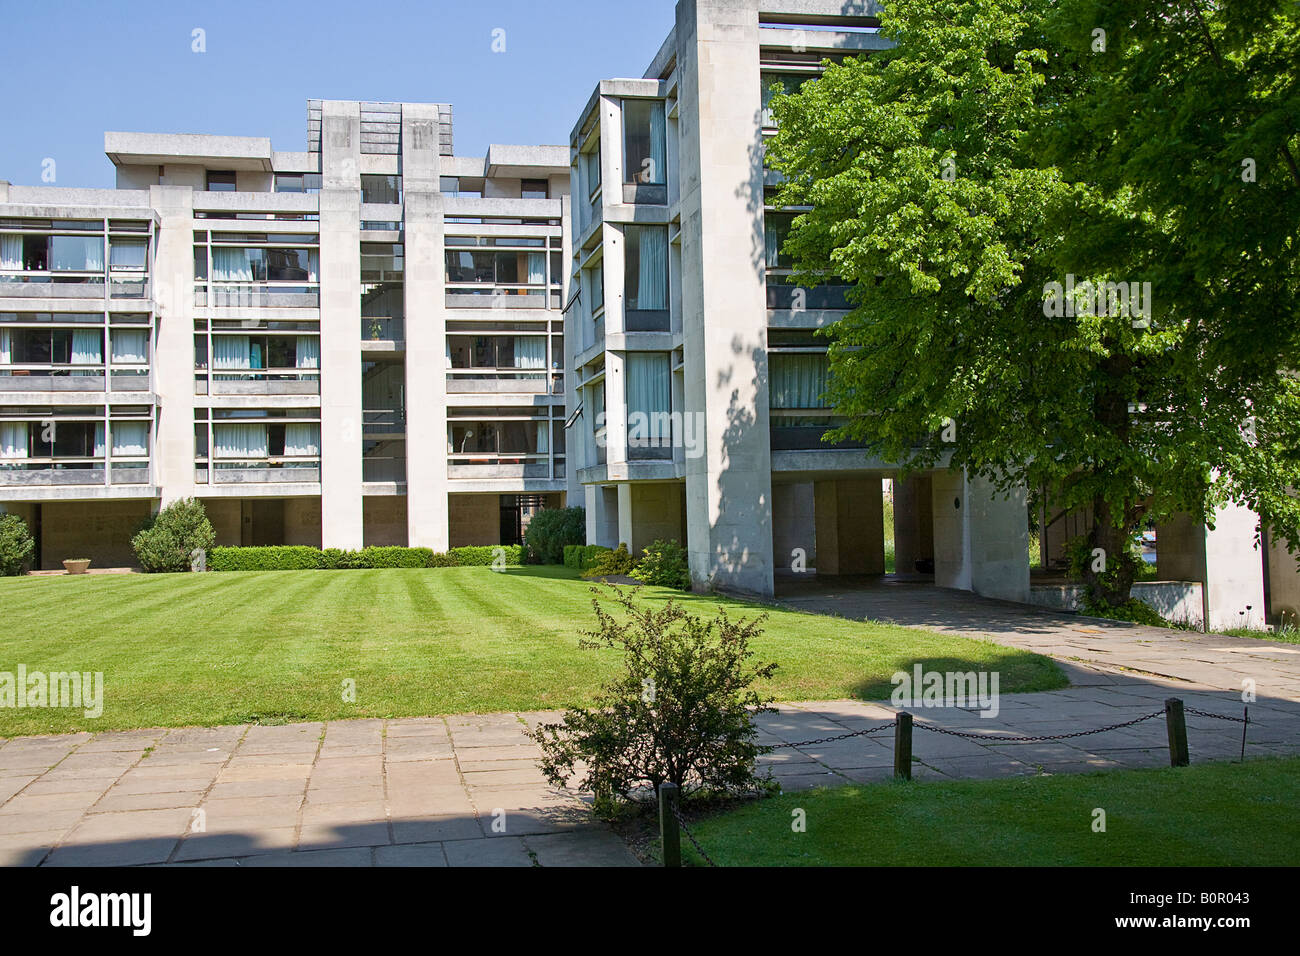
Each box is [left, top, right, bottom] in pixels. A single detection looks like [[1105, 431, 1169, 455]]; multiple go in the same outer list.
[[109, 239, 148, 272], [761, 73, 811, 125], [49, 236, 105, 272], [626, 352, 672, 449], [209, 247, 318, 282], [521, 179, 549, 199], [361, 175, 402, 205], [769, 353, 829, 409], [764, 212, 795, 270], [623, 100, 667, 185], [206, 170, 237, 192], [624, 226, 668, 312]]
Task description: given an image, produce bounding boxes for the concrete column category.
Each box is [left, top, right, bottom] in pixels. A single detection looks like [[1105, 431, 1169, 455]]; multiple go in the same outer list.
[[401, 105, 449, 551], [585, 483, 618, 548], [148, 185, 196, 505], [932, 469, 1030, 602], [677, 0, 774, 597], [318, 102, 365, 550], [893, 473, 934, 575], [1266, 529, 1300, 625], [617, 483, 634, 550], [1159, 508, 1267, 631]]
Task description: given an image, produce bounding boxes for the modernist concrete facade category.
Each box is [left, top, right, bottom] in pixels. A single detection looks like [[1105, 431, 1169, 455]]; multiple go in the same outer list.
[[1, 101, 575, 568], [2, 0, 1294, 632], [562, 0, 1297, 630]]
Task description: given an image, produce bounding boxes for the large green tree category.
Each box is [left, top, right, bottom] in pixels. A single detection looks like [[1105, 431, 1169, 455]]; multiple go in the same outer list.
[[766, 0, 1300, 608]]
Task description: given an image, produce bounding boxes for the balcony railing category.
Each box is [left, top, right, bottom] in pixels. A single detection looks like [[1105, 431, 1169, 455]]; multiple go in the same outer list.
[[0, 458, 150, 487], [0, 367, 149, 392], [447, 455, 556, 480], [363, 409, 404, 436], [194, 369, 320, 395], [195, 282, 320, 308], [445, 287, 561, 310], [0, 275, 148, 299], [195, 459, 321, 484], [446, 369, 561, 395]]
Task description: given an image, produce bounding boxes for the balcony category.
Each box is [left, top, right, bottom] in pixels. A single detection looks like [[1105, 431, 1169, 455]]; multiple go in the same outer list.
[[196, 460, 321, 485], [0, 459, 150, 487], [0, 367, 149, 393], [445, 287, 560, 310], [766, 281, 853, 311], [361, 316, 404, 345], [447, 456, 555, 480], [195, 370, 320, 396], [195, 282, 320, 309], [446, 370, 562, 395]]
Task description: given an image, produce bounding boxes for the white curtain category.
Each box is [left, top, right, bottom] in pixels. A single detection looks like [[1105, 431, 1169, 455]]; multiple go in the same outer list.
[[213, 336, 250, 379], [0, 328, 10, 365], [0, 235, 21, 271], [770, 354, 829, 408], [111, 421, 148, 457], [50, 236, 104, 272], [71, 329, 102, 375], [626, 352, 671, 441], [211, 248, 253, 281], [536, 421, 550, 454], [528, 253, 545, 285], [648, 103, 666, 184], [110, 328, 148, 364], [0, 422, 27, 459], [214, 423, 268, 459], [513, 336, 546, 369], [635, 226, 668, 311], [295, 335, 319, 369], [93, 423, 105, 458], [284, 423, 320, 458], [109, 240, 147, 271]]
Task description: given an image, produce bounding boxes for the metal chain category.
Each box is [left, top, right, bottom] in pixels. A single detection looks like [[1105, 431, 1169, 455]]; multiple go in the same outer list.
[[914, 709, 1166, 742], [777, 720, 898, 750], [670, 803, 718, 867], [1185, 706, 1250, 724]]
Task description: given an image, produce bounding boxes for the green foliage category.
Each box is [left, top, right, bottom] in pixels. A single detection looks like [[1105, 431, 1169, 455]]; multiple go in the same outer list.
[[581, 543, 633, 579], [564, 544, 613, 570], [131, 499, 216, 573], [1082, 598, 1174, 630], [524, 507, 585, 564], [449, 545, 522, 567], [765, 0, 1300, 605], [210, 546, 455, 571], [527, 585, 778, 812], [0, 514, 35, 576], [630, 539, 691, 590]]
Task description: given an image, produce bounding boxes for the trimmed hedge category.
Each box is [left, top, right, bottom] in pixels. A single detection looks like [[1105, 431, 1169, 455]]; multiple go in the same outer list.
[[564, 544, 613, 571], [208, 544, 523, 572]]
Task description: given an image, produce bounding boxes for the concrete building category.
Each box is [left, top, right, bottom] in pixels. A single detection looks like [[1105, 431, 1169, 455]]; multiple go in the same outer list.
[[1, 101, 574, 568], [562, 0, 1293, 630]]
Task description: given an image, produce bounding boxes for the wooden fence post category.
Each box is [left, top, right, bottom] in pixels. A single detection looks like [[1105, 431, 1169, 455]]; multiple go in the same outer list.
[[1165, 698, 1189, 767], [659, 782, 681, 867], [895, 712, 913, 780]]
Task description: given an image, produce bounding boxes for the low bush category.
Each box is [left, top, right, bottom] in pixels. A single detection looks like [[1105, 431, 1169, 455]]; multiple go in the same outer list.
[[209, 546, 326, 572], [358, 546, 435, 569], [524, 506, 585, 564], [528, 584, 777, 814], [631, 539, 691, 590], [450, 545, 523, 567], [132, 499, 216, 573], [0, 514, 36, 576], [581, 543, 633, 579], [564, 544, 613, 571]]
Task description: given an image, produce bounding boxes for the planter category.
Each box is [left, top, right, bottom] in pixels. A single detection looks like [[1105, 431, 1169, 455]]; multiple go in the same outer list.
[[62, 559, 91, 575]]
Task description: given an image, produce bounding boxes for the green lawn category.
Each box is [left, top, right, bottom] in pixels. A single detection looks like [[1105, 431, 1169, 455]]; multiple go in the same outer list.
[[0, 566, 1064, 735], [675, 757, 1300, 866]]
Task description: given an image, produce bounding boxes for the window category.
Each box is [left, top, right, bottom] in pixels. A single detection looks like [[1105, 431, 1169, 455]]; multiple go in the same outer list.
[[762, 73, 811, 125], [583, 148, 601, 197], [274, 173, 321, 193], [109, 239, 148, 272], [444, 250, 545, 286], [588, 265, 604, 313], [447, 335, 547, 369], [206, 171, 237, 192], [623, 225, 668, 312], [209, 247, 318, 282], [764, 212, 795, 270], [626, 352, 671, 451], [521, 179, 549, 199], [623, 100, 666, 185], [361, 175, 402, 205], [769, 353, 829, 409], [360, 243, 404, 282], [40, 236, 104, 272]]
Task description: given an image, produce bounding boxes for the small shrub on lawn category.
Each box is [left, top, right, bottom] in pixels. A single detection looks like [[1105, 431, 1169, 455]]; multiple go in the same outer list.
[[581, 543, 633, 579], [564, 544, 613, 570], [528, 584, 777, 814], [524, 506, 585, 564], [132, 498, 216, 573], [631, 539, 690, 590], [0, 514, 35, 576], [450, 545, 523, 567], [209, 545, 464, 571]]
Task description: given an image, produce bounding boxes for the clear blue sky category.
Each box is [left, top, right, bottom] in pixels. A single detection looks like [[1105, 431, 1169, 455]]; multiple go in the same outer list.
[[0, 0, 677, 188]]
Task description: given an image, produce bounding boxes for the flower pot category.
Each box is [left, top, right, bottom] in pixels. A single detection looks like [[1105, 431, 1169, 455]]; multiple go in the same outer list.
[[62, 559, 91, 575]]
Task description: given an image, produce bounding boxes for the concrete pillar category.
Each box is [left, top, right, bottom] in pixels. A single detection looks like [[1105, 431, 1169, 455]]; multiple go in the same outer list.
[[617, 483, 633, 549], [893, 473, 934, 575], [931, 469, 1030, 602], [585, 484, 619, 549], [1266, 530, 1300, 625], [401, 104, 449, 551], [677, 0, 775, 597], [318, 102, 365, 549], [1159, 508, 1267, 631], [148, 185, 196, 505]]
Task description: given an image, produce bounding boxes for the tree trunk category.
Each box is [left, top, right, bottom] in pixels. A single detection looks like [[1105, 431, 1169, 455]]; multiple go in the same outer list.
[[1084, 497, 1138, 607]]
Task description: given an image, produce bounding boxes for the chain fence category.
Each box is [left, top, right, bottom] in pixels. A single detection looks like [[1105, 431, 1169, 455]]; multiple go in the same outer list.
[[661, 699, 1255, 867]]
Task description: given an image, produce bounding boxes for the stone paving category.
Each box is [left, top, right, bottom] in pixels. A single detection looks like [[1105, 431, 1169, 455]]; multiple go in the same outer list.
[[3, 580, 1298, 867]]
